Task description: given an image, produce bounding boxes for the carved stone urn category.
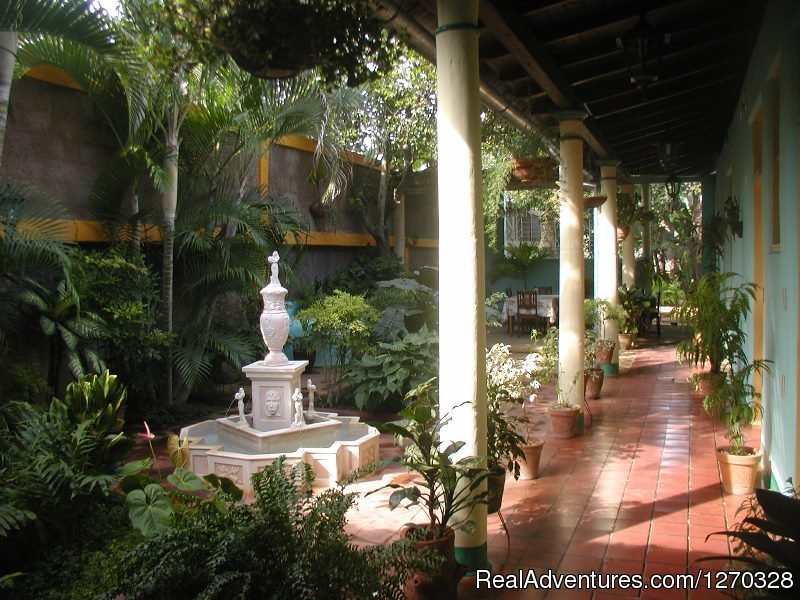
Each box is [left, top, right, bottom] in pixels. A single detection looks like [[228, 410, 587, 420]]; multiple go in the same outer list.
[[259, 251, 290, 365]]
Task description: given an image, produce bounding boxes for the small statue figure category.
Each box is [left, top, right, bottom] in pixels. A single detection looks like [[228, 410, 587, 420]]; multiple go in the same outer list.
[[307, 379, 316, 417], [235, 387, 247, 426], [267, 251, 281, 284], [291, 387, 305, 427], [265, 389, 280, 416]]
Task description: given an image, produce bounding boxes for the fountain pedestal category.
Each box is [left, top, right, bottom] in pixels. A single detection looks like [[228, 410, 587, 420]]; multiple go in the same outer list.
[[243, 360, 308, 431]]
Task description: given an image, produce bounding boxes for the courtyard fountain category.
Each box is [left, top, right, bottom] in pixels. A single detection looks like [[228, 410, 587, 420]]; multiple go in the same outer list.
[[180, 251, 380, 492]]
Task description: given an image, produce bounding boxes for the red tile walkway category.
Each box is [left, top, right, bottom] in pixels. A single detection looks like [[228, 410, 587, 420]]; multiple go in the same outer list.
[[346, 339, 754, 599]]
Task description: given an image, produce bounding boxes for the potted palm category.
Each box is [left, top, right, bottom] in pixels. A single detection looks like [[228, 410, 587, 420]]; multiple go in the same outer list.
[[679, 272, 771, 494], [705, 359, 770, 494], [369, 378, 488, 598], [593, 299, 626, 369]]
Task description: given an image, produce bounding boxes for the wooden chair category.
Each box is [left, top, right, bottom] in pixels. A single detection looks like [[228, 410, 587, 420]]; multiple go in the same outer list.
[[537, 286, 553, 295], [516, 290, 541, 336]]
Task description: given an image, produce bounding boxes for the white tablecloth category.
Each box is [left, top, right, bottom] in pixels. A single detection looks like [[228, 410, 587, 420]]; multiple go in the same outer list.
[[502, 295, 559, 324]]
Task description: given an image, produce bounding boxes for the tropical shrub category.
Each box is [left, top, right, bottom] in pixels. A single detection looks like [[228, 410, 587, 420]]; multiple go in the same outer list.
[[342, 326, 438, 412], [328, 252, 403, 295], [368, 277, 437, 339], [108, 457, 438, 599], [72, 247, 170, 408], [296, 290, 379, 402], [0, 372, 133, 541]]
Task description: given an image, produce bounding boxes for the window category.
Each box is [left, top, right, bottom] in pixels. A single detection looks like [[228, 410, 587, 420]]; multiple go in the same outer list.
[[503, 209, 556, 249]]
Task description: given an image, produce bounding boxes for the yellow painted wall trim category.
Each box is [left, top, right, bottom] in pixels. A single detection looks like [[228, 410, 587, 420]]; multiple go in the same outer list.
[[275, 135, 380, 170], [24, 67, 82, 91], [66, 220, 163, 242]]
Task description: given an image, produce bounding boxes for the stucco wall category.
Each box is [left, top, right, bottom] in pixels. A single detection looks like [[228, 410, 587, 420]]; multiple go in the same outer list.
[[715, 0, 800, 488], [1, 77, 118, 219]]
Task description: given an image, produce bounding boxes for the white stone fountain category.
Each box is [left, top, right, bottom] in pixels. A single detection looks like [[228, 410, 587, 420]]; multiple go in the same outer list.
[[180, 251, 379, 492]]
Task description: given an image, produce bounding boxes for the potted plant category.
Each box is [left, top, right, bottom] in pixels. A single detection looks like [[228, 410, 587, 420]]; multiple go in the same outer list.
[[490, 242, 549, 291], [616, 190, 638, 241], [617, 284, 649, 350], [705, 359, 770, 495], [592, 299, 626, 368], [369, 378, 488, 598], [583, 330, 604, 399], [549, 389, 580, 439], [676, 272, 755, 389], [211, 0, 393, 86]]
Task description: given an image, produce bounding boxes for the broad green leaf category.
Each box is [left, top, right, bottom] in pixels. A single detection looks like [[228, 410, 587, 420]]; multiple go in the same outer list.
[[127, 484, 173, 537], [167, 467, 207, 492]]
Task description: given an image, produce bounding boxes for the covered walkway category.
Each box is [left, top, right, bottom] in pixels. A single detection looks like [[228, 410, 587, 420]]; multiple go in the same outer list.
[[347, 339, 746, 599]]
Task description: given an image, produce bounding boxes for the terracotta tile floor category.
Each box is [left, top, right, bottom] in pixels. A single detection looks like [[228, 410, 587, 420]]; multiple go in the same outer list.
[[346, 337, 754, 599]]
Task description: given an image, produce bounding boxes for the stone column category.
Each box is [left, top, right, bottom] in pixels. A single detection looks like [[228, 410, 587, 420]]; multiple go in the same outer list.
[[435, 0, 487, 571], [392, 190, 406, 266], [554, 111, 586, 411], [621, 182, 636, 287], [597, 161, 620, 374]]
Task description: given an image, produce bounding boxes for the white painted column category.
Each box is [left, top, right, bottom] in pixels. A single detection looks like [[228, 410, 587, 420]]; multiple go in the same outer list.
[[621, 182, 636, 287], [555, 112, 586, 412], [393, 191, 405, 265], [598, 161, 620, 373], [435, 0, 487, 571]]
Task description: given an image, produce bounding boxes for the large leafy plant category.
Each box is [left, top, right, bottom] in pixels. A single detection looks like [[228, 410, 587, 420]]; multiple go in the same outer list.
[[0, 372, 134, 540], [109, 457, 437, 599], [369, 379, 489, 541], [676, 272, 756, 374], [342, 326, 438, 412]]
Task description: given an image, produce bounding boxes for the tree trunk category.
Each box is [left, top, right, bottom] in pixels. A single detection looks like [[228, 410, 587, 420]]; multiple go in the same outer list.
[[161, 104, 180, 405], [374, 153, 390, 257], [0, 31, 18, 171]]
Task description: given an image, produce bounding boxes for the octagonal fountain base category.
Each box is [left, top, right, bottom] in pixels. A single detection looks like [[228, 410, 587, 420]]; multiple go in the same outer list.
[[179, 412, 380, 492]]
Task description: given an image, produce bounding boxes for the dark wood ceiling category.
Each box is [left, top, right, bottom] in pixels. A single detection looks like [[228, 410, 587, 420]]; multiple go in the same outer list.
[[378, 0, 766, 180]]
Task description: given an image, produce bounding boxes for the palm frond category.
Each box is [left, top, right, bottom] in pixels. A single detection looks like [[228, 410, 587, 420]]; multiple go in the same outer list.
[[1, 1, 114, 53]]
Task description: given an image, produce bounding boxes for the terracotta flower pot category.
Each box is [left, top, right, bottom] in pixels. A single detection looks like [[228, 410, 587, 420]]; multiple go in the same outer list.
[[519, 440, 544, 480], [618, 332, 634, 351], [617, 226, 630, 241], [549, 406, 580, 439], [584, 368, 604, 399], [717, 446, 762, 495], [403, 525, 462, 600], [595, 341, 615, 365]]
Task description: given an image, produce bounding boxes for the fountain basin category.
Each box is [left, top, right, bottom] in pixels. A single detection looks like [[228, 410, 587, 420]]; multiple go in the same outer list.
[[180, 413, 380, 491]]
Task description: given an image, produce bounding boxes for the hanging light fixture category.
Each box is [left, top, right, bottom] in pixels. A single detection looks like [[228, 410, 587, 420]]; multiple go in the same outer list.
[[616, 12, 669, 91], [664, 173, 682, 210]]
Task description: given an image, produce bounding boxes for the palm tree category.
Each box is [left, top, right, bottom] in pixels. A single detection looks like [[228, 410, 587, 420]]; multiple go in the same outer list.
[[0, 0, 113, 170]]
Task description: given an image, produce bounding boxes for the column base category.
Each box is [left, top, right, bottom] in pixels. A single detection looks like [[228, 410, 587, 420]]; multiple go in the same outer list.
[[601, 363, 620, 376], [455, 542, 489, 575]]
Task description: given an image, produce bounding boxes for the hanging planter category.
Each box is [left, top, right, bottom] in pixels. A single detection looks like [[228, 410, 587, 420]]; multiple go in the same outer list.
[[212, 0, 393, 86], [510, 157, 558, 188], [583, 195, 607, 210], [617, 226, 631, 241]]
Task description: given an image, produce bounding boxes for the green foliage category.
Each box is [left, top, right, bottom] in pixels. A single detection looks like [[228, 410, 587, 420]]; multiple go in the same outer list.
[[295, 290, 380, 395], [530, 326, 559, 384], [0, 361, 51, 404], [110, 457, 437, 599], [17, 275, 106, 390], [211, 0, 394, 87], [72, 247, 169, 407], [342, 326, 438, 412], [368, 277, 437, 339], [0, 373, 132, 540], [616, 190, 638, 229], [369, 380, 489, 540], [676, 272, 756, 374], [617, 284, 651, 335], [328, 252, 403, 295], [490, 243, 549, 290]]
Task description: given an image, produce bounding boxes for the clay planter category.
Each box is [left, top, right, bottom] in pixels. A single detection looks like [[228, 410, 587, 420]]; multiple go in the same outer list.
[[595, 341, 615, 365], [519, 440, 545, 480], [584, 368, 605, 399], [618, 332, 635, 351], [583, 195, 607, 210], [487, 467, 507, 514], [717, 446, 762, 495], [510, 157, 558, 187], [403, 526, 462, 600], [617, 226, 631, 241], [549, 406, 580, 439]]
